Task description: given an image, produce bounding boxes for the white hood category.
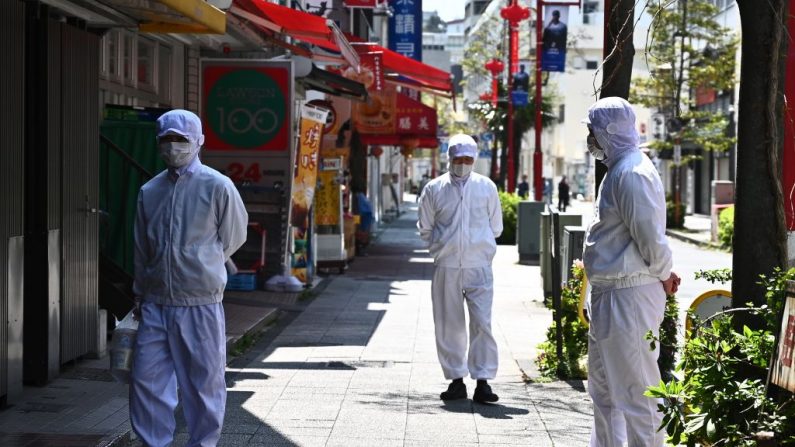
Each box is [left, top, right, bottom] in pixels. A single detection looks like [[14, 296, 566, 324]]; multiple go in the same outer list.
[[583, 97, 639, 167]]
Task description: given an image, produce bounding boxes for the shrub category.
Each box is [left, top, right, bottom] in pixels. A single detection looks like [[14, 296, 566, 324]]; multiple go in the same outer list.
[[536, 261, 589, 379], [718, 205, 734, 248], [666, 197, 685, 228], [497, 191, 520, 245], [647, 267, 795, 446]]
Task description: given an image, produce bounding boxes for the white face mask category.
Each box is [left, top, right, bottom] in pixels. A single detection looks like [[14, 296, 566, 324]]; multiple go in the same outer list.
[[451, 163, 473, 178], [587, 134, 606, 161], [159, 141, 197, 168]]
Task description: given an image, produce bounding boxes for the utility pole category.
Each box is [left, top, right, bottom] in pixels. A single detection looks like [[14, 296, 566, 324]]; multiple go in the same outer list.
[[501, 0, 529, 193]]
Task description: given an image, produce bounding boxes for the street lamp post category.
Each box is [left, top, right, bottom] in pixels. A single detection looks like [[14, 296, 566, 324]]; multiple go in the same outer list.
[[500, 0, 529, 193]]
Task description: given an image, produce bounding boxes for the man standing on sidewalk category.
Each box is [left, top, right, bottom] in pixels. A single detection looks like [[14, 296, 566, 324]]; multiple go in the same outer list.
[[131, 109, 248, 446], [417, 134, 503, 403], [581, 97, 680, 446]]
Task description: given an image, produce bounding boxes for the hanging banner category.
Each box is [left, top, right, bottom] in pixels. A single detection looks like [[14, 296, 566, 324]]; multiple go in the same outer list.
[[541, 6, 569, 72], [290, 104, 329, 284], [388, 0, 422, 61], [291, 105, 329, 226], [343, 51, 384, 92]]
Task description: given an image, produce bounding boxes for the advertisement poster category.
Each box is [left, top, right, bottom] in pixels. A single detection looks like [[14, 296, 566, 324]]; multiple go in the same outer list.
[[388, 0, 422, 60], [202, 63, 291, 151], [352, 85, 397, 134], [541, 6, 569, 72], [772, 295, 795, 393], [316, 147, 350, 226], [291, 104, 329, 283]]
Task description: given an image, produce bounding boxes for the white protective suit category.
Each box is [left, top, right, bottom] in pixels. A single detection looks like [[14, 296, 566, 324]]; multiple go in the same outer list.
[[582, 97, 673, 447], [417, 134, 503, 380], [131, 110, 248, 447]]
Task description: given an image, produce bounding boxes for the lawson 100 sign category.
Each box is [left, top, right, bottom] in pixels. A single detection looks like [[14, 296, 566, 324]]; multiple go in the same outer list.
[[202, 62, 292, 152]]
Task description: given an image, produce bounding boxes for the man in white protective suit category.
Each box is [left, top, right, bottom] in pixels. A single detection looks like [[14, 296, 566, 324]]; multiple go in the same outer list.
[[131, 109, 248, 447], [417, 134, 503, 403], [581, 97, 681, 447]]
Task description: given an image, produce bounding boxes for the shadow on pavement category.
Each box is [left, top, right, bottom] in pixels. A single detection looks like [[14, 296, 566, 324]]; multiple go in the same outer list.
[[440, 400, 531, 420]]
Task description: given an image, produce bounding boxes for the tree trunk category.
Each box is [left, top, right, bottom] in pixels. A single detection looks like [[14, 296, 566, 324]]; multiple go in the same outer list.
[[732, 0, 789, 319], [595, 0, 635, 195]]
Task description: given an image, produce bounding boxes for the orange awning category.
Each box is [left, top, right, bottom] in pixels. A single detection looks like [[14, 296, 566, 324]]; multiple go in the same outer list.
[[231, 0, 359, 69]]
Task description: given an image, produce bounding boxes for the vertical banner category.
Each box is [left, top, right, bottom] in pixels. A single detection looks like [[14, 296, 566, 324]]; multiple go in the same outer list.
[[291, 105, 329, 283], [344, 0, 379, 8], [541, 6, 569, 72], [388, 0, 422, 60]]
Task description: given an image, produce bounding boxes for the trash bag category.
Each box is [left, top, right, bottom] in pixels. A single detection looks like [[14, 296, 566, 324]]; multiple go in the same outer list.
[[109, 309, 138, 384]]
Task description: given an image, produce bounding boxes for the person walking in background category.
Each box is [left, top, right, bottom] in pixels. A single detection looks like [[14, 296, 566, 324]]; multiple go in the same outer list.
[[517, 174, 530, 199], [416, 174, 430, 202], [417, 134, 503, 404], [558, 176, 570, 212], [581, 97, 680, 447], [131, 109, 248, 447]]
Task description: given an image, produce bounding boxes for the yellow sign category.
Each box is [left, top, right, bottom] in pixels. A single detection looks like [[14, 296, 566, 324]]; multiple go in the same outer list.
[[315, 170, 341, 226]]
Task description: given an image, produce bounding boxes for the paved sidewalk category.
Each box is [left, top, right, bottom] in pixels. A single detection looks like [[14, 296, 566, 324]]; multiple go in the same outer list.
[[180, 203, 593, 446], [0, 294, 281, 446]]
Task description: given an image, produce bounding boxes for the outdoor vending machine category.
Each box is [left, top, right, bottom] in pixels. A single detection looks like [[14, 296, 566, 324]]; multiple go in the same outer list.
[[315, 154, 346, 273]]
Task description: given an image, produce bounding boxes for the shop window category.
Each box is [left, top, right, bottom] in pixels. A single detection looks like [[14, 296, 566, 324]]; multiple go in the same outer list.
[[159, 45, 172, 103], [138, 38, 155, 91], [106, 31, 120, 80], [122, 33, 135, 85]]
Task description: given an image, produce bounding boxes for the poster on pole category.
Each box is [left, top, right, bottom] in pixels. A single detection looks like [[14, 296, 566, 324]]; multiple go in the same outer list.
[[290, 104, 329, 284], [541, 6, 569, 72], [388, 0, 422, 61]]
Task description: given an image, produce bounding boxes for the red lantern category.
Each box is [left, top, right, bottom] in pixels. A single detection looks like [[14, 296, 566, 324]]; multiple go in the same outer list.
[[484, 58, 504, 107], [500, 1, 530, 27], [370, 146, 383, 157]]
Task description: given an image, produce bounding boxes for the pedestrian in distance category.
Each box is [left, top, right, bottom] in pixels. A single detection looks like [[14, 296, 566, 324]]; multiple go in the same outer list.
[[542, 177, 553, 204], [517, 174, 530, 199], [417, 134, 503, 404], [558, 175, 570, 212], [581, 97, 680, 447], [416, 173, 430, 202], [130, 109, 248, 447]]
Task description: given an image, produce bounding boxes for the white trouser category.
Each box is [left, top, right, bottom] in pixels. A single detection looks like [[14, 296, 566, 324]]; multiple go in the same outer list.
[[587, 282, 666, 447], [431, 266, 498, 380], [131, 302, 227, 447]]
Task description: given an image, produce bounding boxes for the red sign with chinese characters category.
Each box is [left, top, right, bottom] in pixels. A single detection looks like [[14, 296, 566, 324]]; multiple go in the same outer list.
[[395, 92, 437, 136]]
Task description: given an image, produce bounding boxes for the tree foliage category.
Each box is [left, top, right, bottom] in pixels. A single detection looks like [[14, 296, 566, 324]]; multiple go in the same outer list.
[[631, 0, 738, 156]]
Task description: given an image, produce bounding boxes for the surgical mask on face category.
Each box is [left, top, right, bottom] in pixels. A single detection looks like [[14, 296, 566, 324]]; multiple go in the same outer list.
[[451, 163, 473, 178], [587, 134, 606, 161], [159, 142, 196, 168]]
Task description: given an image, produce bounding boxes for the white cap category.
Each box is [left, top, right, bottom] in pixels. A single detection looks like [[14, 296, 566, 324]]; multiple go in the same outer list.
[[447, 134, 478, 159], [157, 109, 205, 146]]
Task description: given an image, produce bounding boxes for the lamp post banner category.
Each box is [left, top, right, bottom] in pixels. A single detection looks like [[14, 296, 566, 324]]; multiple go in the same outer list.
[[388, 0, 422, 61], [541, 6, 569, 72]]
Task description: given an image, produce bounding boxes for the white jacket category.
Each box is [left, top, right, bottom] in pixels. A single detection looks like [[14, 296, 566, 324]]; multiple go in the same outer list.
[[417, 172, 503, 268], [582, 98, 672, 292]]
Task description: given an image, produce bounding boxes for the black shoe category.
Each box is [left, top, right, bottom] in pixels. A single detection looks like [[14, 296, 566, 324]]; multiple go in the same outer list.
[[473, 382, 499, 403], [440, 380, 467, 401]]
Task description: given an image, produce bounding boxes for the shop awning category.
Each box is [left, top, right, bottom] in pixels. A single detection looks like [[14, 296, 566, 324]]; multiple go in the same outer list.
[[99, 0, 227, 34], [355, 91, 439, 148], [230, 0, 359, 69], [350, 42, 453, 95], [300, 65, 368, 102]]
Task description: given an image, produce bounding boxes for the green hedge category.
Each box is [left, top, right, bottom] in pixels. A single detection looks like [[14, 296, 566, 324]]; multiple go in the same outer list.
[[717, 205, 734, 248], [497, 191, 520, 245]]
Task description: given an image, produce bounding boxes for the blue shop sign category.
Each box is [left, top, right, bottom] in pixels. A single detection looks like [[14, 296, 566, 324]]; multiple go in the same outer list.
[[388, 0, 422, 61]]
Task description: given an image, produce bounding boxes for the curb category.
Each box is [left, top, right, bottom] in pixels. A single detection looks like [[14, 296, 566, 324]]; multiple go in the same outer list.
[[666, 229, 722, 250], [225, 307, 281, 355]]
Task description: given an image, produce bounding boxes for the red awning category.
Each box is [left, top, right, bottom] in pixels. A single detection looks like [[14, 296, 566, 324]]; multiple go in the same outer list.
[[231, 0, 359, 68], [356, 91, 438, 148], [350, 42, 452, 94]]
